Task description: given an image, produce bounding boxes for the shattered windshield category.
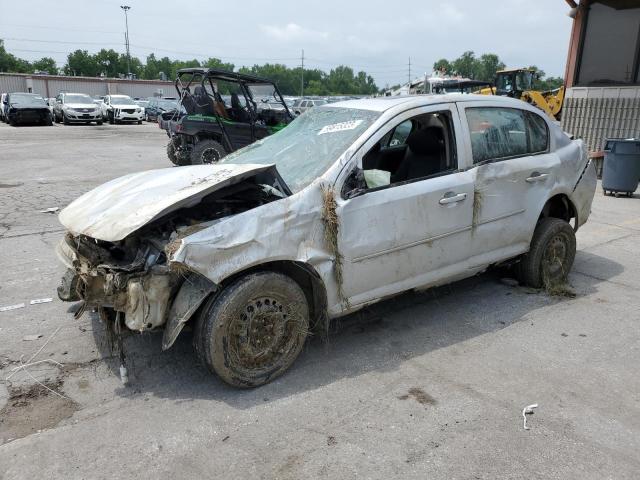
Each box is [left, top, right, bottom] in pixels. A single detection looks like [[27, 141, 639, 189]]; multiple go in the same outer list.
[[220, 106, 380, 193]]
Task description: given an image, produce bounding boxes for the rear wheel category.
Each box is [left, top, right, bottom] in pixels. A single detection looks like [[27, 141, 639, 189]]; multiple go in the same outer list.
[[516, 218, 576, 288], [191, 139, 227, 165], [194, 272, 309, 388]]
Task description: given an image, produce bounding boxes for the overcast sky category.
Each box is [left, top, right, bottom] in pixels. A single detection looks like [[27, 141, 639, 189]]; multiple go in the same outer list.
[[1, 0, 573, 86]]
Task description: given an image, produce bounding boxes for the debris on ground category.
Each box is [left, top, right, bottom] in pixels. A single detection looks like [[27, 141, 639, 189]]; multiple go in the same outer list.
[[22, 334, 43, 342], [29, 298, 53, 305], [398, 387, 437, 406], [522, 403, 538, 430], [0, 303, 25, 312], [0, 380, 79, 444], [39, 207, 60, 214]]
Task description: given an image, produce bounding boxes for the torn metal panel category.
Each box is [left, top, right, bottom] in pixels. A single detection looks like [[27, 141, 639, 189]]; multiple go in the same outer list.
[[162, 273, 217, 350], [58, 163, 277, 242]]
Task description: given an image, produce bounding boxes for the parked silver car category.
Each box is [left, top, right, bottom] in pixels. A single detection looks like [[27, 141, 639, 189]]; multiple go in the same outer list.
[[54, 92, 103, 125], [56, 95, 596, 387]]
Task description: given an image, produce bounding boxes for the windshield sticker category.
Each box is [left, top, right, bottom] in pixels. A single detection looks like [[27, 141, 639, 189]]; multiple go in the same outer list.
[[318, 120, 363, 136]]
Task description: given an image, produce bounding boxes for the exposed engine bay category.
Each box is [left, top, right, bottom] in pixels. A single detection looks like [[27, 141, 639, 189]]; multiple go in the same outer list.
[[57, 173, 287, 339]]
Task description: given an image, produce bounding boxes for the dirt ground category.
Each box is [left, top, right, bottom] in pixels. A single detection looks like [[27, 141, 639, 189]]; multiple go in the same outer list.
[[0, 121, 639, 479]]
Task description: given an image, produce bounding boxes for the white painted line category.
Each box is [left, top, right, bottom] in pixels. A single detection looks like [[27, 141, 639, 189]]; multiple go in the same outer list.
[[0, 303, 25, 312]]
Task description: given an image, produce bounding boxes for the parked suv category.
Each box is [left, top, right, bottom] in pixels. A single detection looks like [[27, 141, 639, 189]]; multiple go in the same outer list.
[[54, 92, 103, 125], [145, 97, 179, 122], [100, 95, 144, 124]]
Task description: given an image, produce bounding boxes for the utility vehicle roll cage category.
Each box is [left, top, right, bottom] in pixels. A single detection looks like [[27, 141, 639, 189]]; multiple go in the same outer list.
[[175, 67, 293, 132]]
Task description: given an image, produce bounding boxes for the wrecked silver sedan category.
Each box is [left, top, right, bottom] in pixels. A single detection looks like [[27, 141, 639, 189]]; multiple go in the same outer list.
[[56, 95, 596, 387]]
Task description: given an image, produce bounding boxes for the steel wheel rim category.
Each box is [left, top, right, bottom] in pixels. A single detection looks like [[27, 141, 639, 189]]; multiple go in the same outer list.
[[542, 233, 568, 279], [227, 296, 303, 373]]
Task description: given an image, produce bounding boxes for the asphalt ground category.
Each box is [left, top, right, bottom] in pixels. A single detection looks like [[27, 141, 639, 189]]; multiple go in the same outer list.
[[0, 121, 639, 479]]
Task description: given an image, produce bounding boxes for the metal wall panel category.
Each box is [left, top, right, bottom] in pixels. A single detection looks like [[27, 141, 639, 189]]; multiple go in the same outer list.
[[0, 75, 26, 93], [561, 86, 640, 152], [0, 74, 174, 100]]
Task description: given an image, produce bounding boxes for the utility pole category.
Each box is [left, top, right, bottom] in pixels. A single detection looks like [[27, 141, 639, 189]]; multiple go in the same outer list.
[[300, 49, 304, 98], [120, 5, 131, 78]]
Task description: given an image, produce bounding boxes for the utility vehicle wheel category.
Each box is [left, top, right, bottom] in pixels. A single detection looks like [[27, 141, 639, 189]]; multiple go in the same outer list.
[[166, 139, 179, 165], [9, 117, 16, 126], [516, 218, 576, 289], [45, 115, 53, 126], [54, 113, 60, 123], [63, 113, 70, 125], [191, 139, 227, 165], [194, 272, 309, 388]]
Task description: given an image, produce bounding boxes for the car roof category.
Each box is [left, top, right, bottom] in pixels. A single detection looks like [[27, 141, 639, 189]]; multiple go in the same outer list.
[[327, 94, 534, 112]]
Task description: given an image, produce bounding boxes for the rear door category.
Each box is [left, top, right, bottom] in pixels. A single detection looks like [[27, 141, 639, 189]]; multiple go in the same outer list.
[[458, 103, 558, 259]]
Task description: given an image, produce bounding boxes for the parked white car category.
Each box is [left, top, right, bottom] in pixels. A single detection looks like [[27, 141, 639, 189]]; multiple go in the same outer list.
[[100, 94, 144, 124], [53, 92, 103, 125], [291, 98, 327, 115], [56, 95, 596, 387]]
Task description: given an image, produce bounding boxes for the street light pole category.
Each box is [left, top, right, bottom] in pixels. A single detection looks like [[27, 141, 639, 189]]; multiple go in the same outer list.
[[120, 5, 131, 78]]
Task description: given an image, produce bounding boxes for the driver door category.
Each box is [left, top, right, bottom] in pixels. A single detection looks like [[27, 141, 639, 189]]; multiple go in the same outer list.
[[335, 104, 475, 309]]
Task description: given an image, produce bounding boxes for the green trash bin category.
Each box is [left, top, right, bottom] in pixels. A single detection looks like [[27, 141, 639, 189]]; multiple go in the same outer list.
[[602, 138, 640, 197]]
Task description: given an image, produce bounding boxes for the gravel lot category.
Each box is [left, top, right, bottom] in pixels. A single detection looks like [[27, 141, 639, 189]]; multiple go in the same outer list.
[[0, 121, 639, 479]]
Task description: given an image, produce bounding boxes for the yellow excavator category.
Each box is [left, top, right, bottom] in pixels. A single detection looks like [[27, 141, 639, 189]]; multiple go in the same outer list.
[[478, 68, 565, 120]]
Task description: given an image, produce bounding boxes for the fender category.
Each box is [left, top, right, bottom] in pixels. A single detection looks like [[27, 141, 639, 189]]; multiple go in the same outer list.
[[162, 273, 217, 350]]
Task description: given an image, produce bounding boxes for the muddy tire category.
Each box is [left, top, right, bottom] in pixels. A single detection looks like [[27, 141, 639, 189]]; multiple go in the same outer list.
[[516, 218, 576, 288], [194, 272, 309, 388], [191, 139, 227, 165], [167, 139, 179, 165]]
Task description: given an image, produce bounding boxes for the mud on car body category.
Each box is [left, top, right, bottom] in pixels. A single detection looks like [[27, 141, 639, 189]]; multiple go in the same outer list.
[[56, 95, 597, 388]]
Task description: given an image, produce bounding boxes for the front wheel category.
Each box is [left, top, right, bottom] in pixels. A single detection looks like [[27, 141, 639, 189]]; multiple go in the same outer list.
[[191, 139, 227, 165], [516, 217, 576, 289], [194, 272, 309, 388], [62, 113, 70, 125]]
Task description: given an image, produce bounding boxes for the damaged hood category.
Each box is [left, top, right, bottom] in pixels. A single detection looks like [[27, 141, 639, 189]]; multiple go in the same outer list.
[[59, 164, 277, 242]]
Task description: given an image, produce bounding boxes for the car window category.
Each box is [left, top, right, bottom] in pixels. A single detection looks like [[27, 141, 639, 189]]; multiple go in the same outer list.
[[387, 120, 412, 147], [527, 111, 549, 153], [466, 107, 529, 163], [353, 110, 458, 194]]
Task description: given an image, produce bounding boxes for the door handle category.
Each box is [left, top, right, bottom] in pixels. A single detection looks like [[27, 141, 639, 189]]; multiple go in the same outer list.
[[526, 172, 549, 183], [439, 192, 467, 205]]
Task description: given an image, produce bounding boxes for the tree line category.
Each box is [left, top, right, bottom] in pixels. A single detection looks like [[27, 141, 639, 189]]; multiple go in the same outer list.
[[1, 40, 562, 95], [432, 51, 564, 91], [0, 40, 378, 96]]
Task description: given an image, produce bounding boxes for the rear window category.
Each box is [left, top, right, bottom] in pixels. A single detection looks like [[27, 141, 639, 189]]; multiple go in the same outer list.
[[466, 107, 549, 163]]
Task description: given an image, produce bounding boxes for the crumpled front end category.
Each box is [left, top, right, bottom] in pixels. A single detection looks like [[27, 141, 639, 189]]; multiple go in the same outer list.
[[56, 232, 176, 332]]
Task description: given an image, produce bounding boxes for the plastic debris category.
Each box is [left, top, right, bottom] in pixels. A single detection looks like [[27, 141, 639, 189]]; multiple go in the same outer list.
[[30, 298, 53, 305], [522, 403, 538, 430], [39, 207, 60, 214], [0, 303, 25, 312], [119, 364, 129, 385], [23, 334, 43, 341]]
